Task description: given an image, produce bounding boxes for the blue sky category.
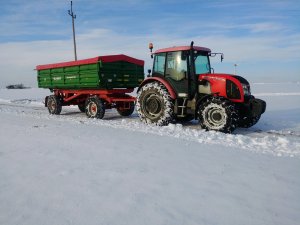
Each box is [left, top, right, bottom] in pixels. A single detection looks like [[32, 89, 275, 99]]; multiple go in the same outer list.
[[0, 0, 299, 87]]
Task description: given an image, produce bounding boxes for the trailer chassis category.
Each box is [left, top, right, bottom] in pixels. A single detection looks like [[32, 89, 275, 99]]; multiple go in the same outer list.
[[45, 88, 136, 118]]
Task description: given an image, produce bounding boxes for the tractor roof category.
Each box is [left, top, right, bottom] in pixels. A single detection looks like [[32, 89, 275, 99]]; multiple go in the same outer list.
[[155, 46, 211, 54]]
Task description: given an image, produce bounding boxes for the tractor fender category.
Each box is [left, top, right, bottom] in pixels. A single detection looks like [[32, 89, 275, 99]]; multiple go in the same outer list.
[[137, 77, 176, 99]]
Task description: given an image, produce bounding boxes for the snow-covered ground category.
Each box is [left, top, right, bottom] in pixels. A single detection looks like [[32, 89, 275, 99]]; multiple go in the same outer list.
[[0, 83, 299, 225]]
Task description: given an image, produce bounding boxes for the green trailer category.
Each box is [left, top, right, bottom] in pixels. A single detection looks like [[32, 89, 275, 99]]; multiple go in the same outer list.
[[36, 54, 145, 119], [36, 54, 144, 89]]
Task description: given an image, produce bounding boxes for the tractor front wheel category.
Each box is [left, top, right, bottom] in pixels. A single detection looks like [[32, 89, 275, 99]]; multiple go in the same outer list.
[[136, 82, 174, 126], [198, 97, 238, 133], [85, 96, 105, 119], [47, 95, 62, 115]]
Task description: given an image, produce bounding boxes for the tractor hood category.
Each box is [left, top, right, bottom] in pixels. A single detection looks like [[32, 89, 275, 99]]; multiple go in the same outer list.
[[198, 73, 251, 103], [199, 73, 250, 85]]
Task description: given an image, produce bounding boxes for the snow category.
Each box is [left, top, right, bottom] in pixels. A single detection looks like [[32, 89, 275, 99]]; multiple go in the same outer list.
[[0, 83, 300, 225]]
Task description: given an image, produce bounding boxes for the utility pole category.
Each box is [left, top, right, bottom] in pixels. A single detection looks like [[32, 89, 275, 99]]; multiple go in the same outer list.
[[68, 1, 77, 61], [234, 63, 238, 75]]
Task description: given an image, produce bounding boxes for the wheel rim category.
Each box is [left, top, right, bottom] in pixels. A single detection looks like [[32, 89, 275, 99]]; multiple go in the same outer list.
[[143, 93, 163, 119], [203, 104, 227, 129], [49, 99, 56, 112], [89, 102, 98, 116]]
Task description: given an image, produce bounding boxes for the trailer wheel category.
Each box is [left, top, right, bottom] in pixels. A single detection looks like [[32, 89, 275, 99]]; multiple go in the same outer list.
[[47, 95, 62, 115], [198, 97, 238, 133], [238, 115, 261, 128], [136, 82, 174, 126], [85, 96, 105, 119], [78, 104, 85, 113], [116, 102, 135, 116]]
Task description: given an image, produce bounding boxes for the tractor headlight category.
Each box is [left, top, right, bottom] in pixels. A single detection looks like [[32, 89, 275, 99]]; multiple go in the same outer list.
[[242, 83, 251, 96]]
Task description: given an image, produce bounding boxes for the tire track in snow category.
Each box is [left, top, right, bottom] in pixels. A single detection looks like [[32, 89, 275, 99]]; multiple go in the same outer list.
[[0, 101, 299, 157], [254, 92, 300, 97]]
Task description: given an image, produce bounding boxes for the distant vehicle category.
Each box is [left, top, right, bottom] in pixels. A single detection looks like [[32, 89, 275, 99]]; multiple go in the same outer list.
[[6, 84, 28, 89]]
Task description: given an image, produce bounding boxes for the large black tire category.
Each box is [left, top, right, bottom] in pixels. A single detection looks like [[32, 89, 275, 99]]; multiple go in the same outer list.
[[136, 82, 174, 126], [85, 96, 105, 119], [238, 115, 261, 128], [47, 95, 62, 115], [198, 97, 238, 133], [78, 104, 85, 113], [116, 102, 135, 116]]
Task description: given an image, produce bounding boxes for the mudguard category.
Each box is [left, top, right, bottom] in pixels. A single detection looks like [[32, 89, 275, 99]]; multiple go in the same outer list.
[[137, 77, 177, 99]]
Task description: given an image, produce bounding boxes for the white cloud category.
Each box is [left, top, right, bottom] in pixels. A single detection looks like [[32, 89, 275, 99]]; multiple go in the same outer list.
[[0, 28, 299, 87], [246, 22, 284, 33]]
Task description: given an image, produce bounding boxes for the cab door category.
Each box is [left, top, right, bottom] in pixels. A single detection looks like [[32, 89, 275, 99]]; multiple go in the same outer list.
[[164, 51, 189, 97]]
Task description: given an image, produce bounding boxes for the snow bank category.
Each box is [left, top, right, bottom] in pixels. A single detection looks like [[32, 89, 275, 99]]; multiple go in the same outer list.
[[0, 88, 50, 106], [0, 85, 299, 158]]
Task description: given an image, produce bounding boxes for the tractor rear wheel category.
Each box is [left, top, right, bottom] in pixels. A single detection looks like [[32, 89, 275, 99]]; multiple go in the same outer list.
[[116, 102, 135, 116], [85, 96, 105, 119], [47, 95, 62, 115], [198, 97, 238, 133], [136, 82, 174, 126]]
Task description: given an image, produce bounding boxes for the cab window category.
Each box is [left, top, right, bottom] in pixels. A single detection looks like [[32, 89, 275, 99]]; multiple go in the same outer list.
[[195, 52, 210, 74], [165, 51, 187, 81], [153, 53, 166, 76]]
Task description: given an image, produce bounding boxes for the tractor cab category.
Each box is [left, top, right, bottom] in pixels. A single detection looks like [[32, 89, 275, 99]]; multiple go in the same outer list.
[[151, 45, 212, 99]]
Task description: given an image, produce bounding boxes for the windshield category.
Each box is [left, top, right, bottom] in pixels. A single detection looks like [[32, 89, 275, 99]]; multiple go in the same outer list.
[[194, 52, 210, 74]]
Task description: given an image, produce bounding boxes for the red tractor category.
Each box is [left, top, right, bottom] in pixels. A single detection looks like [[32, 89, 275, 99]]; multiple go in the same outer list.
[[136, 42, 266, 133]]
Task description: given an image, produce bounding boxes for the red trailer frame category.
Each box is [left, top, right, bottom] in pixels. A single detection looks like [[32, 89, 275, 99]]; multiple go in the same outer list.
[[51, 88, 136, 109], [45, 88, 137, 119]]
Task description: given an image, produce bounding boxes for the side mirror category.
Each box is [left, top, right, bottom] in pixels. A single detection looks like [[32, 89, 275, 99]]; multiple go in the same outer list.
[[209, 52, 224, 62], [147, 69, 151, 77]]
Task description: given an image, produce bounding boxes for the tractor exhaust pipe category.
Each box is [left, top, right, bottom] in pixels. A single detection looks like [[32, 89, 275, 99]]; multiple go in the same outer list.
[[189, 41, 195, 99]]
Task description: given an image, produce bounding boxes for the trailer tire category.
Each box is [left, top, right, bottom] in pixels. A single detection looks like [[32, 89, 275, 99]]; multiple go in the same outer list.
[[47, 95, 62, 115], [85, 96, 105, 119], [78, 104, 85, 113], [136, 82, 174, 126], [116, 102, 135, 116], [198, 97, 238, 133]]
